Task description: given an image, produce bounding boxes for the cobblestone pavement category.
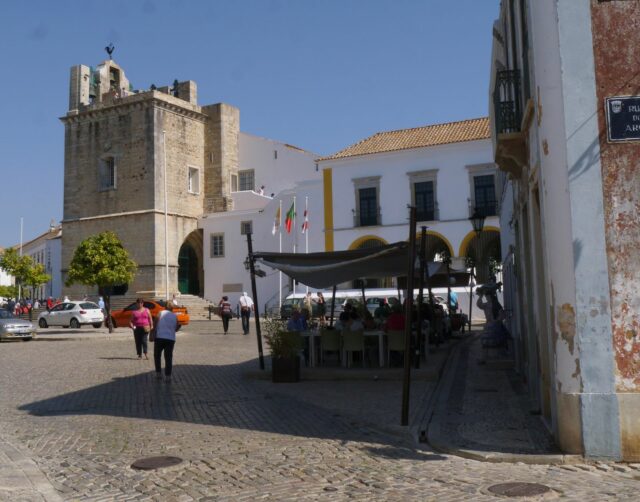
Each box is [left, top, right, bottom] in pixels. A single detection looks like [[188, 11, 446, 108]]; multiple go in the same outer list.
[[0, 323, 639, 501]]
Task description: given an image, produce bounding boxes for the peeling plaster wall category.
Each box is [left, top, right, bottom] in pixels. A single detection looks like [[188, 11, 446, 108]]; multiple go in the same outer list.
[[590, 0, 640, 394], [555, 0, 620, 460], [590, 0, 640, 461]]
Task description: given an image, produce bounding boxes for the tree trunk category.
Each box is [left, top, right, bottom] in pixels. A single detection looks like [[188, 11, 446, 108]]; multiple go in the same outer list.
[[105, 295, 113, 333]]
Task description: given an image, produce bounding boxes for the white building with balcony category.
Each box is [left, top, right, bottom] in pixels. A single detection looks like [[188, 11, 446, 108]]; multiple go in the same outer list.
[[318, 117, 500, 286]]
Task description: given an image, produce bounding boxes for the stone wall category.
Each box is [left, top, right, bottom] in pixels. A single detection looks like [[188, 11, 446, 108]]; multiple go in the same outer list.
[[203, 103, 240, 213]]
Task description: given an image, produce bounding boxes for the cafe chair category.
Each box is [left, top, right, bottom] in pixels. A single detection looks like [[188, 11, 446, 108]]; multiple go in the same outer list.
[[319, 328, 341, 366], [342, 329, 365, 368], [386, 330, 405, 367]]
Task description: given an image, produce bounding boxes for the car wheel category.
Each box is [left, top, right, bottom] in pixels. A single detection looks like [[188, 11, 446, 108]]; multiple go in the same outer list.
[[92, 323, 102, 328], [70, 318, 80, 329], [22, 337, 33, 342], [38, 318, 48, 328]]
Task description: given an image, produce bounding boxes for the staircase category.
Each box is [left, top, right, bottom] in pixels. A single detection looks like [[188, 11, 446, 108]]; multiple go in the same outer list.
[[172, 294, 216, 321]]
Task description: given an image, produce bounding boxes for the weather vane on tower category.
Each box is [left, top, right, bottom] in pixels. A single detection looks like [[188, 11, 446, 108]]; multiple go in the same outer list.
[[105, 43, 115, 60]]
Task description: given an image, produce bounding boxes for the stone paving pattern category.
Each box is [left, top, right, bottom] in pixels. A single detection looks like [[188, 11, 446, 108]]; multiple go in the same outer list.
[[0, 321, 639, 501]]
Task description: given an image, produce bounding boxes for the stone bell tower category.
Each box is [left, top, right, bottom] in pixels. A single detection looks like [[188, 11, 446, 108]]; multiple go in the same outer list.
[[61, 59, 239, 298]]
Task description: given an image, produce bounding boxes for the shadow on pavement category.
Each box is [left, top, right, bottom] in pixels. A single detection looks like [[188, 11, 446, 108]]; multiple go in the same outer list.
[[18, 358, 426, 457]]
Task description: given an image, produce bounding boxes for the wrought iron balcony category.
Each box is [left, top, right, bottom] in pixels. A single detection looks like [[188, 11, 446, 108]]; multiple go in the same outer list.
[[493, 69, 526, 178], [494, 70, 522, 134], [353, 208, 381, 227]]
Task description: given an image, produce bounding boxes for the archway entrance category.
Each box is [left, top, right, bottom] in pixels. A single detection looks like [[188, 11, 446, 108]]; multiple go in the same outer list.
[[178, 230, 203, 295], [461, 229, 501, 283], [349, 237, 393, 289]]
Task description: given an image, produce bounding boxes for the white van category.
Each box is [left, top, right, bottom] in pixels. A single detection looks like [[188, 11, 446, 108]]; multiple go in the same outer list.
[[280, 288, 401, 319]]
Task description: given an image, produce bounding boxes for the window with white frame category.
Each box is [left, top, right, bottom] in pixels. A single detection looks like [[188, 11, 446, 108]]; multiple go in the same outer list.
[[240, 220, 253, 235], [188, 166, 200, 194], [467, 164, 498, 217], [238, 169, 255, 191], [408, 169, 438, 222], [210, 233, 224, 258], [99, 157, 116, 190], [353, 177, 381, 227]]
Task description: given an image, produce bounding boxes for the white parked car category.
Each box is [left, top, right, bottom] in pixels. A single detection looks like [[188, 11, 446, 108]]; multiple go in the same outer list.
[[38, 301, 104, 329]]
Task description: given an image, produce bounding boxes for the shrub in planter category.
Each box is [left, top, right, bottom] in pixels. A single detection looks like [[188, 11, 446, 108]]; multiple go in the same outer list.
[[263, 317, 301, 383]]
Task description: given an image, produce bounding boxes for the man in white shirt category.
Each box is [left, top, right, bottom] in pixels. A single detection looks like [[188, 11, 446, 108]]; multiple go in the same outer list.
[[154, 303, 179, 382], [238, 292, 254, 335]]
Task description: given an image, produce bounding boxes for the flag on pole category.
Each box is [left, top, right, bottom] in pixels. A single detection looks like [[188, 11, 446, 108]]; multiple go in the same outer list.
[[272, 205, 281, 235], [285, 202, 295, 233], [301, 199, 309, 234]]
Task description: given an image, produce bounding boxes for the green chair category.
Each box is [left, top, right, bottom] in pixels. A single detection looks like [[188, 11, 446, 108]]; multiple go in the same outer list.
[[319, 329, 341, 366], [386, 330, 405, 367], [342, 329, 365, 368]]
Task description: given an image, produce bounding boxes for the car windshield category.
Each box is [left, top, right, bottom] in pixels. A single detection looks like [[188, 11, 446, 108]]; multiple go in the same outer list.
[[0, 309, 16, 319], [156, 300, 167, 308], [80, 302, 100, 309]]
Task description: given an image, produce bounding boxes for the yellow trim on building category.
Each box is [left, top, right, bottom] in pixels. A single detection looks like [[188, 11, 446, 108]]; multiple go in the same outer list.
[[458, 226, 500, 256], [348, 235, 388, 250], [323, 168, 334, 251], [411, 230, 455, 257]]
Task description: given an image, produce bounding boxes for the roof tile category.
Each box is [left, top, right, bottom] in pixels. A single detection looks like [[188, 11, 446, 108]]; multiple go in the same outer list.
[[318, 117, 490, 161]]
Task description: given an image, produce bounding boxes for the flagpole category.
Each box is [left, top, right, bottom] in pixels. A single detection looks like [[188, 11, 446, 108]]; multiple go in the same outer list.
[[278, 199, 282, 310], [305, 196, 309, 295], [293, 196, 296, 296]]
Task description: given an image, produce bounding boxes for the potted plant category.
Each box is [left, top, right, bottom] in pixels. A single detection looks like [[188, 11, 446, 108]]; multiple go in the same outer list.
[[263, 316, 301, 383]]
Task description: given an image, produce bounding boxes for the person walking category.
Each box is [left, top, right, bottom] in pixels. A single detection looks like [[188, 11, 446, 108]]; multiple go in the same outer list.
[[218, 295, 233, 334], [129, 298, 153, 360], [153, 303, 179, 382], [238, 292, 254, 335]]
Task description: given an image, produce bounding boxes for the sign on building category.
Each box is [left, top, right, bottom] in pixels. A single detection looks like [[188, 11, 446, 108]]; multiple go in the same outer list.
[[605, 96, 640, 142]]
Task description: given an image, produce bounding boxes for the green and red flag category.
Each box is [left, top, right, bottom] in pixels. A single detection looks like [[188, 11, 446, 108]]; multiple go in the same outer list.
[[285, 202, 295, 234]]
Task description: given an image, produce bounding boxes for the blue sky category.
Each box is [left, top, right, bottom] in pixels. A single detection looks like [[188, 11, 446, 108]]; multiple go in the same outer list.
[[0, 0, 499, 247]]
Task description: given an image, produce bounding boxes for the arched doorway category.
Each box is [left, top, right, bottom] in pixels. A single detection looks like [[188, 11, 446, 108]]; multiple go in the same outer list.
[[178, 230, 203, 295], [459, 228, 501, 283], [348, 236, 392, 289], [420, 231, 454, 262]]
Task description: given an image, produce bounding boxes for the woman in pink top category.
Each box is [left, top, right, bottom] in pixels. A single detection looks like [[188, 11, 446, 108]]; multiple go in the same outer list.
[[129, 298, 153, 360]]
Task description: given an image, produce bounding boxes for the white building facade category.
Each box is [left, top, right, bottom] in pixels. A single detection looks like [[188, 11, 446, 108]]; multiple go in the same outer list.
[[319, 118, 500, 293], [200, 133, 323, 311]]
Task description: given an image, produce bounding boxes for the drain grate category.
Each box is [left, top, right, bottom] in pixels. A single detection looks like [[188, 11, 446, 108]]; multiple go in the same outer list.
[[488, 482, 552, 497], [131, 456, 183, 470]]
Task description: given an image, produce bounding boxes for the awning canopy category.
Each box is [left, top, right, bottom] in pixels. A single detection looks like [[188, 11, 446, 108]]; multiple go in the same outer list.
[[253, 242, 470, 290]]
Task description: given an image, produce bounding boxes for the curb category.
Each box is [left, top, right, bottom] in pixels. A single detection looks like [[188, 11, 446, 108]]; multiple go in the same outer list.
[[423, 334, 586, 465]]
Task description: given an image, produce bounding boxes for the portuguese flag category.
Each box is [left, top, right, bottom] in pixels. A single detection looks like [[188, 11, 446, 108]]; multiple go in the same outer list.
[[285, 202, 295, 234]]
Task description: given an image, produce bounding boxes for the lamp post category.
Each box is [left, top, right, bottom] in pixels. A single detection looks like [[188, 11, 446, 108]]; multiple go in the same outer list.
[[468, 208, 486, 330]]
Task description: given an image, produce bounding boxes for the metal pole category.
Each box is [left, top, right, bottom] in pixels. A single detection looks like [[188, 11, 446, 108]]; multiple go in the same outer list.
[[329, 284, 337, 328], [247, 232, 265, 370], [18, 217, 23, 300], [163, 130, 169, 301], [468, 266, 475, 331], [401, 206, 417, 426], [416, 227, 426, 369], [279, 199, 282, 311]]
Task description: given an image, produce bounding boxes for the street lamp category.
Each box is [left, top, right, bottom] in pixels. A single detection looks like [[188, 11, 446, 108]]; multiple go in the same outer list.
[[467, 208, 486, 330], [244, 255, 265, 277]]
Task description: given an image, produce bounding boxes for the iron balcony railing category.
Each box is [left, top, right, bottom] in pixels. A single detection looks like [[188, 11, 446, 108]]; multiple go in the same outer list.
[[493, 70, 522, 135], [353, 208, 381, 227]]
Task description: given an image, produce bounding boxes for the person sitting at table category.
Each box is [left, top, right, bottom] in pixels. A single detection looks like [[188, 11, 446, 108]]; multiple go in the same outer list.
[[287, 309, 307, 332], [384, 304, 405, 332], [348, 310, 364, 331], [374, 299, 391, 323]]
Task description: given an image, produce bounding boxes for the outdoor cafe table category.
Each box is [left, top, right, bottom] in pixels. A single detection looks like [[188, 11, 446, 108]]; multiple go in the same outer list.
[[302, 329, 386, 368]]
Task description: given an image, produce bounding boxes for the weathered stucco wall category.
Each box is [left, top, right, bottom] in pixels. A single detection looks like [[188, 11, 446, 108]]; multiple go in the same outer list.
[[591, 0, 640, 461], [591, 0, 640, 393]]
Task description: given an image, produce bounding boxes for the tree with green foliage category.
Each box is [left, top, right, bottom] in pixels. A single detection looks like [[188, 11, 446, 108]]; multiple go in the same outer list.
[[0, 248, 50, 301], [66, 231, 137, 333]]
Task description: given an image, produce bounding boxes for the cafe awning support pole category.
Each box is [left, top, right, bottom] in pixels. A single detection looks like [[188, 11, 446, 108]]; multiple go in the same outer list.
[[401, 206, 417, 426], [415, 226, 426, 369], [246, 232, 265, 370], [329, 284, 337, 328]]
